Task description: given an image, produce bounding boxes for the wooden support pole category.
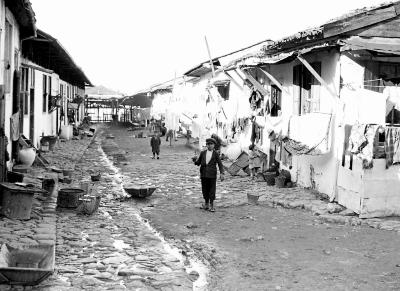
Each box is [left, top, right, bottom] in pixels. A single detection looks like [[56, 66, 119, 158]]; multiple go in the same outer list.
[[297, 55, 338, 99], [240, 68, 270, 97], [234, 68, 246, 83], [223, 71, 242, 89], [204, 36, 215, 78], [258, 68, 285, 93]]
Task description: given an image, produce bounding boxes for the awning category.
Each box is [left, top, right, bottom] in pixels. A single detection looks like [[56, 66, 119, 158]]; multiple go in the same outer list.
[[68, 103, 79, 110], [241, 51, 295, 66], [340, 36, 400, 55], [211, 79, 230, 87]]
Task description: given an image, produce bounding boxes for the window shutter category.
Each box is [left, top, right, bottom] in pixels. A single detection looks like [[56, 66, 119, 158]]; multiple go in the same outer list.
[[293, 65, 301, 115]]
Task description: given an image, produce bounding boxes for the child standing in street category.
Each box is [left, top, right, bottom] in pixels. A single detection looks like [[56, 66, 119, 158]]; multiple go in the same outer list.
[[192, 138, 225, 212], [248, 144, 261, 180], [150, 133, 161, 159]]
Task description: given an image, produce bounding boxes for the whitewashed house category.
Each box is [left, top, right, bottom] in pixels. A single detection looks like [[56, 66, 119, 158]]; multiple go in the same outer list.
[[21, 29, 92, 147], [153, 2, 400, 218], [232, 1, 400, 218], [0, 0, 36, 180]]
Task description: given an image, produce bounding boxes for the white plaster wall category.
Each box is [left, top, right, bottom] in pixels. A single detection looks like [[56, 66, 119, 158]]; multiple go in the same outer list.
[[4, 7, 20, 158], [268, 50, 341, 197], [362, 160, 400, 218], [336, 54, 400, 217]]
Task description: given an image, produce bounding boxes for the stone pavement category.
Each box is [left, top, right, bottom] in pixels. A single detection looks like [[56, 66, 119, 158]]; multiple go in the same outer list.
[[1, 128, 194, 291], [186, 136, 400, 233], [0, 135, 92, 250], [109, 128, 400, 235]]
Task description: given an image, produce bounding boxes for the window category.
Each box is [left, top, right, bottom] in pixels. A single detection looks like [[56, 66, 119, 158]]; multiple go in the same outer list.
[[20, 67, 29, 115], [216, 83, 230, 100], [30, 68, 35, 87], [293, 62, 321, 115], [270, 85, 282, 117], [48, 76, 52, 111], [364, 62, 400, 93], [43, 75, 48, 112]]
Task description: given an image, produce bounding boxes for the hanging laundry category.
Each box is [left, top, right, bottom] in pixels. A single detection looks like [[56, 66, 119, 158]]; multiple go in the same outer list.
[[281, 144, 292, 168], [384, 86, 400, 123], [357, 125, 380, 169], [10, 111, 20, 141], [348, 124, 367, 154], [249, 90, 262, 110], [385, 127, 400, 168], [250, 120, 257, 144], [393, 128, 400, 164]]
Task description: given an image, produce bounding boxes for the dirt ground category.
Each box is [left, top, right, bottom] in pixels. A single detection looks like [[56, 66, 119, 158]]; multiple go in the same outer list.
[[103, 126, 400, 291]]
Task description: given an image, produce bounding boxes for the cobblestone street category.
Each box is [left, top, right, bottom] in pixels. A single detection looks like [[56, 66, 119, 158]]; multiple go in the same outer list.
[[1, 128, 194, 291], [1, 125, 400, 290], [101, 125, 400, 291]]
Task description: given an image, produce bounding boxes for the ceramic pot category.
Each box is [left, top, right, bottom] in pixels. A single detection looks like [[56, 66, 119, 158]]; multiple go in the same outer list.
[[18, 148, 36, 167]]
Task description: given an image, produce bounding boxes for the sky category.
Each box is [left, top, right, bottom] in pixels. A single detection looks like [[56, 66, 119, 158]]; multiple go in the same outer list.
[[30, 0, 389, 95]]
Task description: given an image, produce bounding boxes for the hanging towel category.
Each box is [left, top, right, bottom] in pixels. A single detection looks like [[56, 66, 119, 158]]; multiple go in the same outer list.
[[393, 128, 400, 164], [10, 111, 20, 141], [385, 127, 400, 168], [348, 124, 367, 154], [358, 125, 379, 169]]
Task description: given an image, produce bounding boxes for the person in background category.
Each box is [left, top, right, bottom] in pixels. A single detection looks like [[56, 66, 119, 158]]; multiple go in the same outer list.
[[211, 133, 223, 156], [248, 144, 262, 180], [192, 138, 225, 212], [166, 129, 174, 146], [150, 133, 161, 159]]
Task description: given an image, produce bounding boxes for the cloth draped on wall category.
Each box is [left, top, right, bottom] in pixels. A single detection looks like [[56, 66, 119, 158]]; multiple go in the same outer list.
[[340, 87, 386, 125], [287, 113, 332, 155], [348, 123, 380, 169], [280, 144, 292, 168], [281, 137, 323, 156], [385, 126, 400, 168], [10, 111, 20, 141], [383, 86, 400, 123]]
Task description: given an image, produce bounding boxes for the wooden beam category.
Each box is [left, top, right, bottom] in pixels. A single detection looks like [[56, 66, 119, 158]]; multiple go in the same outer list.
[[223, 71, 242, 89], [323, 5, 397, 38], [234, 68, 246, 83], [204, 36, 215, 78], [239, 68, 270, 97], [296, 55, 338, 99], [257, 68, 285, 92]]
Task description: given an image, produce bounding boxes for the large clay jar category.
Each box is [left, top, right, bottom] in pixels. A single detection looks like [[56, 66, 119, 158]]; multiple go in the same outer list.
[[18, 148, 36, 166]]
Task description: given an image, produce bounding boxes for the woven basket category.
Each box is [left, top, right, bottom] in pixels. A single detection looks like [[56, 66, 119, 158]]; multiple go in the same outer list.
[[57, 188, 84, 208], [263, 172, 276, 186], [227, 163, 242, 176], [247, 193, 260, 204], [77, 195, 101, 215], [275, 176, 286, 188], [91, 173, 101, 182], [235, 152, 249, 168]]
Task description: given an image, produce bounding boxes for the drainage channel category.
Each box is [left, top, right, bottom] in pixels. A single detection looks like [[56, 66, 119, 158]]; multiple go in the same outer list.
[[98, 145, 209, 291]]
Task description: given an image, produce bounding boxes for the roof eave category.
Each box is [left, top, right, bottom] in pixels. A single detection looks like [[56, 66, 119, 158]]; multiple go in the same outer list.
[[5, 0, 36, 39]]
